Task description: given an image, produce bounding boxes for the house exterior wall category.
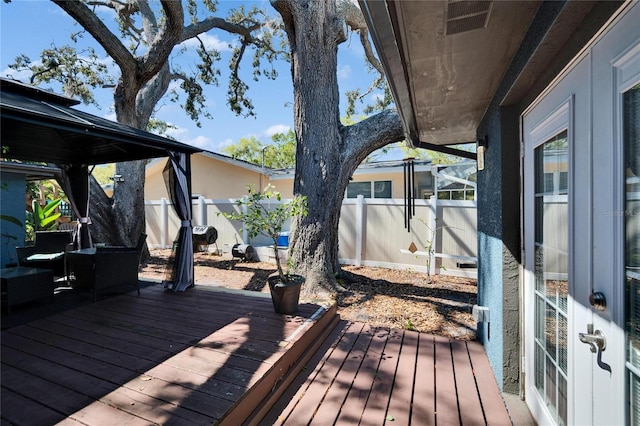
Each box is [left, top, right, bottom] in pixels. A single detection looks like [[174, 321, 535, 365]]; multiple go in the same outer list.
[[476, 1, 622, 393], [145, 154, 267, 200], [0, 171, 26, 267], [268, 171, 421, 200], [264, 177, 294, 198]]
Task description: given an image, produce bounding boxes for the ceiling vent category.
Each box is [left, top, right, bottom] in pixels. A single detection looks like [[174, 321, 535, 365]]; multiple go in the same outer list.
[[445, 1, 492, 35]]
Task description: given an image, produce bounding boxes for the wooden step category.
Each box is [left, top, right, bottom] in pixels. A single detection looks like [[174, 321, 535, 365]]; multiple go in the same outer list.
[[219, 303, 340, 425]]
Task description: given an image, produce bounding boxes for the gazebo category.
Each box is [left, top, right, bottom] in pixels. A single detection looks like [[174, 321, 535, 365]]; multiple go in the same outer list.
[[0, 78, 201, 291]]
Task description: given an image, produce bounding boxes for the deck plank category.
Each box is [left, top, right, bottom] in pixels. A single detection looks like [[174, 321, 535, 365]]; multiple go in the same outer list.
[[334, 325, 389, 425], [412, 332, 436, 425], [309, 323, 376, 425], [434, 335, 461, 425], [280, 321, 365, 425], [452, 340, 486, 425], [385, 329, 418, 425], [359, 328, 403, 425], [1, 387, 69, 425], [267, 323, 512, 426], [467, 340, 512, 425]]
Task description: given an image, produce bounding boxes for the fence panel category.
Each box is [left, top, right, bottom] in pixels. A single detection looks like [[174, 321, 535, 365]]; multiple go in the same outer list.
[[145, 197, 477, 277], [438, 200, 478, 272]]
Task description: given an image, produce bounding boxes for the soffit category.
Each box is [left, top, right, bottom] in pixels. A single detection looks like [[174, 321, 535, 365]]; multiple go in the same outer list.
[[361, 0, 540, 145]]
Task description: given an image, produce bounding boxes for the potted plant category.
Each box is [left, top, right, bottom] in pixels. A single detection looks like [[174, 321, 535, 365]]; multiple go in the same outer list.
[[222, 184, 308, 314]]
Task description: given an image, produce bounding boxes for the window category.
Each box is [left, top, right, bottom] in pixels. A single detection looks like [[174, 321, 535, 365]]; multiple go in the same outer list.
[[346, 180, 392, 199], [544, 173, 555, 194]]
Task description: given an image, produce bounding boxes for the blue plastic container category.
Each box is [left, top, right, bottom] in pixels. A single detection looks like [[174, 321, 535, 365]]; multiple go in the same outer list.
[[276, 232, 289, 247]]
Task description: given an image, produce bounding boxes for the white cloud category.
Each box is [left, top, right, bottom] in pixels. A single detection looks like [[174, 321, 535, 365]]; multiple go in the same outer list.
[[179, 33, 234, 52], [1, 67, 32, 82], [164, 126, 189, 140], [337, 65, 352, 79], [103, 112, 117, 122], [217, 138, 235, 151], [187, 135, 214, 149], [163, 125, 215, 151], [264, 124, 291, 137]]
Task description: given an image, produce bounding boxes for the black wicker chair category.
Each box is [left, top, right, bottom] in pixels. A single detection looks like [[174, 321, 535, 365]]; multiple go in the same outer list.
[[16, 231, 73, 277], [67, 234, 146, 301]]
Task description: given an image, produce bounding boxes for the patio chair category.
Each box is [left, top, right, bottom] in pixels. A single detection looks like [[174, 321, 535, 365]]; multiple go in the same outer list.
[[16, 230, 73, 277], [67, 233, 146, 301]]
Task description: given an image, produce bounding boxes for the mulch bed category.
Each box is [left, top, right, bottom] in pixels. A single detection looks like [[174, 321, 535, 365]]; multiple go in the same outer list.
[[140, 250, 477, 340]]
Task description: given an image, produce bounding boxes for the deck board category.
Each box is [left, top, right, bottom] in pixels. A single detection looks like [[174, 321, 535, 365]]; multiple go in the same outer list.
[[360, 328, 403, 425], [268, 322, 512, 426], [386, 329, 418, 425], [467, 340, 513, 426], [334, 324, 383, 425], [1, 284, 335, 425], [413, 333, 436, 425], [2, 283, 512, 425], [283, 321, 366, 425], [452, 339, 486, 425], [310, 323, 376, 425]]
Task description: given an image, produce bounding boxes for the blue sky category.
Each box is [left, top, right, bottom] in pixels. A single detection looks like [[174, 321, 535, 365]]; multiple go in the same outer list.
[[1, 0, 399, 158]]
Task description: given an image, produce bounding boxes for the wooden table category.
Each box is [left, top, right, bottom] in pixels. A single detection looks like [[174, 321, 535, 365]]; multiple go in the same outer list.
[[1, 267, 54, 313]]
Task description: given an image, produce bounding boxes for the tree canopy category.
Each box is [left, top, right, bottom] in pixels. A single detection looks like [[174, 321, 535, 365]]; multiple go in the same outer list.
[[5, 0, 288, 248], [5, 0, 411, 296], [222, 129, 296, 168]]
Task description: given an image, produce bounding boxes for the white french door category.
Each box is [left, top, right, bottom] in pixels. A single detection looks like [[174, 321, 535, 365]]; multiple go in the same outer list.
[[523, 3, 640, 425]]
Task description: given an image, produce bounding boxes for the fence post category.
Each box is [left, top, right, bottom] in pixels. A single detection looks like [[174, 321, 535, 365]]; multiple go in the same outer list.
[[429, 195, 437, 276], [160, 197, 168, 248], [198, 195, 206, 226], [241, 198, 249, 244], [355, 195, 364, 266]]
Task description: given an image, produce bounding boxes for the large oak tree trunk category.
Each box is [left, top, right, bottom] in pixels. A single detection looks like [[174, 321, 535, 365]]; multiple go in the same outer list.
[[272, 0, 404, 298], [89, 66, 172, 252]]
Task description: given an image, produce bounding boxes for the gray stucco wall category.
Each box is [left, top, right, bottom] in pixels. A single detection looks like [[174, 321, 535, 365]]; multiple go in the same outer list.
[[476, 106, 521, 394], [1, 171, 26, 268]]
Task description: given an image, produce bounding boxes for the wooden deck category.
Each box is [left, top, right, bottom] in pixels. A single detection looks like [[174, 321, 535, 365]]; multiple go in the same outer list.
[[264, 321, 512, 426], [1, 283, 512, 425], [1, 284, 338, 425]]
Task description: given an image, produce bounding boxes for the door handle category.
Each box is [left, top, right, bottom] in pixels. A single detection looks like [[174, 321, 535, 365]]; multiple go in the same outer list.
[[579, 324, 612, 374], [579, 323, 606, 353]]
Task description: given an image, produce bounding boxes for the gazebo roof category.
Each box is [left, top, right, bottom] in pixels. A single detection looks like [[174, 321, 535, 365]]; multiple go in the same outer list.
[[0, 78, 200, 165]]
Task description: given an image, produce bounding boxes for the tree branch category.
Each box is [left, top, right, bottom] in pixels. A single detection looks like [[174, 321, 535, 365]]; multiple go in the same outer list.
[[139, 0, 183, 80], [180, 17, 261, 44], [136, 0, 158, 41], [343, 109, 405, 163], [52, 0, 136, 74]]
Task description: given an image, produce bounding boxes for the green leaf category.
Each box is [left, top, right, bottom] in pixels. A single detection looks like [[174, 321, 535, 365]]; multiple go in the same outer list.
[[386, 414, 395, 421], [31, 198, 62, 230], [40, 212, 61, 228], [41, 198, 62, 216]]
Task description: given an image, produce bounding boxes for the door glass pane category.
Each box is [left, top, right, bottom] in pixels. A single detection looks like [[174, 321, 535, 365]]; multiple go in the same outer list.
[[534, 130, 569, 425], [625, 83, 640, 425]]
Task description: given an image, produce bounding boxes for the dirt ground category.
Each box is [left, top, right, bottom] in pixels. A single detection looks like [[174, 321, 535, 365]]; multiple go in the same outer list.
[[140, 249, 478, 340]]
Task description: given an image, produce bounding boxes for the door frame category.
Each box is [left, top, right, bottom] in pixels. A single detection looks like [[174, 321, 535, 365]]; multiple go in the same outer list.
[[523, 94, 578, 426]]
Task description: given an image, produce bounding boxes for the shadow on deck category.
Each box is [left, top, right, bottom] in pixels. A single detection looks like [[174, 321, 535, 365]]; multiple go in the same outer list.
[[1, 283, 338, 425], [1, 282, 516, 425]]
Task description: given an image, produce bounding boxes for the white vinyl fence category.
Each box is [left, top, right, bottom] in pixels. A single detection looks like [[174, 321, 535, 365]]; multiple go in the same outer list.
[[145, 195, 477, 278]]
